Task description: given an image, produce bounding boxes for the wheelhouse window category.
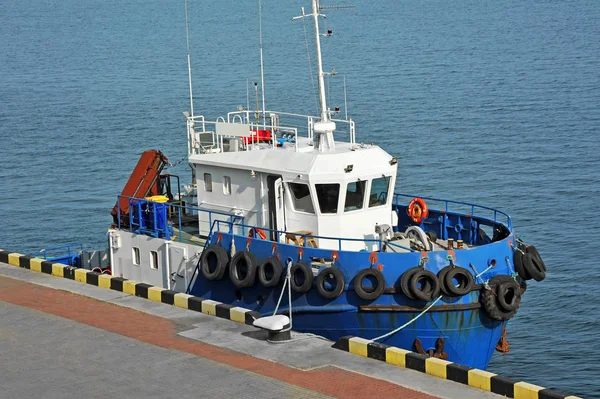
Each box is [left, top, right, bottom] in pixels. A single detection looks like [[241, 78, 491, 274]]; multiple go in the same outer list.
[[204, 173, 212, 192], [369, 176, 390, 207], [223, 176, 231, 195], [288, 183, 315, 214], [315, 183, 340, 214], [344, 180, 366, 212]]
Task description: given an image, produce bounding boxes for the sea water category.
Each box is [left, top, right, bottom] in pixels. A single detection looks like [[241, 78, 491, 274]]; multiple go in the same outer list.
[[1, 0, 598, 396]]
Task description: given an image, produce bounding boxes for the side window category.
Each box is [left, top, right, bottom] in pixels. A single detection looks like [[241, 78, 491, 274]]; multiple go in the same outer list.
[[132, 247, 140, 266], [315, 184, 340, 214], [344, 180, 366, 212], [288, 183, 315, 214], [150, 250, 159, 270], [369, 176, 390, 207], [223, 176, 231, 195], [204, 173, 212, 192]]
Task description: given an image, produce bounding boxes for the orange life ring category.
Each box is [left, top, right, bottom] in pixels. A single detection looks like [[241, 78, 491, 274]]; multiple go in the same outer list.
[[248, 228, 267, 240], [408, 197, 429, 223]]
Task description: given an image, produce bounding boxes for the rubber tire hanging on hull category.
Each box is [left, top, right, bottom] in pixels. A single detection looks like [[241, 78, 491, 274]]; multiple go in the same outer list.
[[497, 280, 521, 312], [514, 245, 546, 282], [443, 267, 475, 297], [480, 275, 522, 321], [229, 251, 258, 288], [526, 245, 547, 271], [409, 269, 440, 302], [290, 262, 313, 293], [400, 267, 421, 300], [437, 266, 453, 297], [354, 268, 385, 301], [400, 267, 436, 300], [513, 249, 531, 280], [200, 245, 229, 281], [316, 267, 345, 300], [257, 257, 283, 287]]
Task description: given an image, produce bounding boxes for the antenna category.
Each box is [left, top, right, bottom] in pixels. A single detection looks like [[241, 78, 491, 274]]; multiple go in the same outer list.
[[184, 0, 194, 116], [343, 74, 348, 120], [293, 1, 354, 151], [258, 0, 266, 122], [293, 1, 329, 123], [254, 81, 260, 122], [246, 79, 250, 113]]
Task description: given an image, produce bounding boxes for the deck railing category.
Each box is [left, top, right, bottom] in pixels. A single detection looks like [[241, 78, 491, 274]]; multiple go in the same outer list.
[[392, 193, 512, 230], [210, 220, 416, 253], [116, 193, 511, 248], [186, 110, 355, 156], [117, 195, 244, 243], [38, 243, 83, 266]]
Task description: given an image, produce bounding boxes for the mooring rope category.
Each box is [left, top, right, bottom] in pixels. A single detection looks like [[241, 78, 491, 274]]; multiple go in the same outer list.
[[371, 263, 495, 342]]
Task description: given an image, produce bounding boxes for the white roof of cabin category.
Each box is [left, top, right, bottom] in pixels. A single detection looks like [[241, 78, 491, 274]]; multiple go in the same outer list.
[[188, 140, 395, 180]]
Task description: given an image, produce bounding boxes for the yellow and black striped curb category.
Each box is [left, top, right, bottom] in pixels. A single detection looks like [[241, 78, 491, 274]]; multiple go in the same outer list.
[[0, 250, 261, 326], [333, 337, 583, 399]]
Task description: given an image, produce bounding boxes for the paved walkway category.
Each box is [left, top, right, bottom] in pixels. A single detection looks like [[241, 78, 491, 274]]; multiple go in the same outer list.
[[0, 275, 434, 399], [1, 300, 330, 399], [0, 262, 504, 399]]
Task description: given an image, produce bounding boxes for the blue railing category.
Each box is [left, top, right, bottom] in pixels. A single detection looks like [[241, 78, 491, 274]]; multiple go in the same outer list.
[[117, 192, 510, 248], [39, 243, 83, 266], [211, 220, 416, 252], [117, 195, 244, 242], [393, 193, 512, 230]]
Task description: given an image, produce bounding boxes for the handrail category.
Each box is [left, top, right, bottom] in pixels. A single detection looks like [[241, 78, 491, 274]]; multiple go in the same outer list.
[[212, 220, 416, 252], [117, 195, 244, 243], [393, 193, 512, 230], [187, 110, 357, 157], [40, 243, 83, 260], [225, 110, 356, 144]]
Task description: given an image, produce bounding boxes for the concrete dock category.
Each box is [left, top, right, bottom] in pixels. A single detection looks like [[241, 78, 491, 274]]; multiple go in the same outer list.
[[0, 262, 505, 399]]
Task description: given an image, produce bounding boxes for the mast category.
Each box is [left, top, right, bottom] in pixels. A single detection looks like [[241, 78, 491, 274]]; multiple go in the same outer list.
[[258, 0, 266, 122], [184, 0, 194, 116], [312, 0, 328, 123], [295, 0, 336, 151]]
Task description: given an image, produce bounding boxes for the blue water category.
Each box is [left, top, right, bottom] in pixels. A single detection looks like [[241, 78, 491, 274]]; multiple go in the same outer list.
[[1, 0, 599, 396]]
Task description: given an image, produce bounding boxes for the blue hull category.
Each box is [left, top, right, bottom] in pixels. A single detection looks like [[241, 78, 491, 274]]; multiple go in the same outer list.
[[190, 229, 516, 370]]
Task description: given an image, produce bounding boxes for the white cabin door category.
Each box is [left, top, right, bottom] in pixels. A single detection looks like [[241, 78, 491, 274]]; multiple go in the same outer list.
[[267, 175, 286, 240], [168, 244, 188, 292]]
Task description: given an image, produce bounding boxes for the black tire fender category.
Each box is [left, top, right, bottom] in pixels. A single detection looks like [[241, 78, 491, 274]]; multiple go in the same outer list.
[[228, 251, 258, 288], [526, 245, 547, 272], [522, 252, 546, 282], [480, 275, 520, 321], [409, 269, 440, 302], [437, 266, 453, 296], [443, 267, 475, 297], [290, 262, 314, 293], [497, 280, 522, 312], [354, 268, 386, 301], [400, 267, 422, 300], [257, 256, 283, 287], [316, 267, 345, 300], [481, 289, 518, 321], [200, 245, 229, 281], [513, 249, 531, 280]]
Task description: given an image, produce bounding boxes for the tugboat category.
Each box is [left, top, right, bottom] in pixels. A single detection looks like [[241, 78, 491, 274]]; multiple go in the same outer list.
[[104, 0, 546, 370]]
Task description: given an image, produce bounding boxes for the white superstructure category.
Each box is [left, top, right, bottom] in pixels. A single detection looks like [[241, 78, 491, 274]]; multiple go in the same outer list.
[[185, 110, 397, 251]]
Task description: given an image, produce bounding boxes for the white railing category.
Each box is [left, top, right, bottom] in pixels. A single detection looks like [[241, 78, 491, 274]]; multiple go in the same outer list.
[[227, 110, 356, 144], [186, 109, 356, 156]]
